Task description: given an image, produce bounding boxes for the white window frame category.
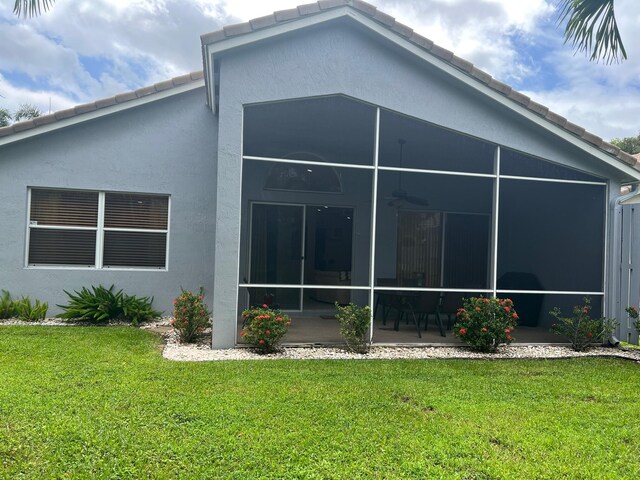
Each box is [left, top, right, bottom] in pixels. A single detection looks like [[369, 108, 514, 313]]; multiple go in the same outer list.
[[25, 187, 170, 271]]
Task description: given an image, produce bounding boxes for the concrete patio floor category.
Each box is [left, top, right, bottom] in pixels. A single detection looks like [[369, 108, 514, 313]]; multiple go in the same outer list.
[[237, 311, 561, 346]]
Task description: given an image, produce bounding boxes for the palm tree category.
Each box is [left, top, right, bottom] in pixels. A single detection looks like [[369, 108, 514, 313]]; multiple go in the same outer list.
[[558, 0, 627, 63], [0, 104, 42, 126], [13, 103, 42, 122], [0, 108, 11, 128], [13, 0, 55, 17]]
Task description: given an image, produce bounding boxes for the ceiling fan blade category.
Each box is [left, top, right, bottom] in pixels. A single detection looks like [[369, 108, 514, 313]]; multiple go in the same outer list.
[[405, 195, 430, 206], [391, 189, 408, 199]]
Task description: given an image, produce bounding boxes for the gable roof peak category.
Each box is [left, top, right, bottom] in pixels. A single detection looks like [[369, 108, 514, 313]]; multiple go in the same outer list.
[[200, 0, 638, 172]]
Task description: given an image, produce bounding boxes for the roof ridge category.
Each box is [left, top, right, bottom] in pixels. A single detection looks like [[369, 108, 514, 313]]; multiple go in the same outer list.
[[0, 70, 204, 138], [199, 0, 637, 169]]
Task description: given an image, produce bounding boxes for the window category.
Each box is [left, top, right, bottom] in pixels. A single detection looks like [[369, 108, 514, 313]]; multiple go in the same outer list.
[[27, 188, 169, 269]]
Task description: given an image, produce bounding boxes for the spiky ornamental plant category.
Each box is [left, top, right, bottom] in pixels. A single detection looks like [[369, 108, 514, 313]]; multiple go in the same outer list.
[[14, 296, 48, 321], [57, 285, 159, 324], [0, 290, 16, 319]]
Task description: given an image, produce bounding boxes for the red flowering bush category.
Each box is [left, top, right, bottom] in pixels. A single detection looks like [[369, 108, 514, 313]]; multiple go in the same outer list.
[[453, 296, 518, 352], [171, 288, 211, 343], [241, 304, 291, 353], [551, 297, 617, 351]]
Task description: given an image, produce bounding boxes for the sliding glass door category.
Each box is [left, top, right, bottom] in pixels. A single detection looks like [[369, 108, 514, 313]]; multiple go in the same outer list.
[[249, 203, 357, 311], [249, 203, 304, 310]]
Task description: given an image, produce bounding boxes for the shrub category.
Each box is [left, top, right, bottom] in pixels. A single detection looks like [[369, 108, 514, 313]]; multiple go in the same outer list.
[[121, 295, 161, 326], [625, 306, 640, 338], [57, 285, 160, 324], [171, 288, 211, 343], [550, 297, 617, 351], [453, 296, 518, 352], [240, 304, 290, 353], [335, 303, 371, 353], [600, 317, 620, 345], [0, 290, 16, 319], [14, 296, 48, 322]]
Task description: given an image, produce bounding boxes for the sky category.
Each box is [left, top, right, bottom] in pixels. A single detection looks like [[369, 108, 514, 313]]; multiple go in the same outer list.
[[0, 0, 639, 141]]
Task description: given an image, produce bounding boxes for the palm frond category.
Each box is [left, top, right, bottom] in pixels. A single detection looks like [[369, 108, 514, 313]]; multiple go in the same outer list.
[[13, 0, 56, 18], [557, 0, 627, 64]]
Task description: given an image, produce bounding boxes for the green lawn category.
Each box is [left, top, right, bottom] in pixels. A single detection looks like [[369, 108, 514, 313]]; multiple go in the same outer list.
[[1, 327, 639, 479]]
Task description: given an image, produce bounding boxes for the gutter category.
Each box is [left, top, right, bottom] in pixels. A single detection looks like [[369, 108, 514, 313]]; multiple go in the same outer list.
[[617, 183, 640, 205]]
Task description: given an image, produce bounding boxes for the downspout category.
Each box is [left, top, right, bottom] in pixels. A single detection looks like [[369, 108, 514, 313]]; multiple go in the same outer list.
[[617, 183, 640, 205]]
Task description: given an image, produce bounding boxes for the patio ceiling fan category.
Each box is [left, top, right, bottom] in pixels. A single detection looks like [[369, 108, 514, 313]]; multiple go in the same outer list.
[[387, 139, 429, 207]]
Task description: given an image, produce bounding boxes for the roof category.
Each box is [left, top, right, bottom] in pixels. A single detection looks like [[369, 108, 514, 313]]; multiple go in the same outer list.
[[1, 1, 635, 173], [0, 71, 204, 140], [200, 0, 638, 170]]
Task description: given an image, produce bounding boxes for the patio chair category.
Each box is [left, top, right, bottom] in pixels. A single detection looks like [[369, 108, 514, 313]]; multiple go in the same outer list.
[[387, 291, 443, 338], [414, 292, 445, 337], [374, 278, 398, 325], [438, 292, 467, 330]]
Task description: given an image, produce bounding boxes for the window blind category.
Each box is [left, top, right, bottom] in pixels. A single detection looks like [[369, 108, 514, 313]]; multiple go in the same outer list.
[[28, 188, 169, 269], [28, 229, 97, 266], [104, 193, 168, 230], [103, 231, 167, 268], [30, 189, 98, 227]]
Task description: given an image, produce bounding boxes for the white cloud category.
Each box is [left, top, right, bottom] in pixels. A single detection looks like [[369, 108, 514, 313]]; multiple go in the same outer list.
[[523, 47, 640, 140], [0, 0, 231, 115], [0, 73, 76, 116], [519, 0, 640, 140], [221, 0, 302, 19], [373, 0, 555, 82], [0, 0, 638, 140]]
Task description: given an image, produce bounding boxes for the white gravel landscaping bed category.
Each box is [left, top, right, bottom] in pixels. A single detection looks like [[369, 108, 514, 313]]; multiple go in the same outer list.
[[3, 318, 640, 363], [163, 338, 640, 362], [158, 326, 640, 363], [0, 318, 70, 326]]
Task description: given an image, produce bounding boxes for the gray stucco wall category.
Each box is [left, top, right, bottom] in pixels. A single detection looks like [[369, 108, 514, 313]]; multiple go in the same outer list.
[[212, 19, 632, 347], [0, 87, 217, 316]]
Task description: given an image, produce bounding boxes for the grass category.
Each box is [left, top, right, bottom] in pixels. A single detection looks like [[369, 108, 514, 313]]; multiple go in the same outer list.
[[1, 327, 639, 479]]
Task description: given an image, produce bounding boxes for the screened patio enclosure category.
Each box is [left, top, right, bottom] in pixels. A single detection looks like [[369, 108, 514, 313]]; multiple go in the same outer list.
[[237, 95, 607, 345]]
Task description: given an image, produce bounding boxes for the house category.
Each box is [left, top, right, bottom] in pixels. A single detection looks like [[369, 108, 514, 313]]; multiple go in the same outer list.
[[2, 0, 640, 348]]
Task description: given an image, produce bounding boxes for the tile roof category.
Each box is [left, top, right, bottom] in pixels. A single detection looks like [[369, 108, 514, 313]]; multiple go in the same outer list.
[[1, 1, 635, 173], [0, 71, 204, 139], [200, 0, 638, 169]]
